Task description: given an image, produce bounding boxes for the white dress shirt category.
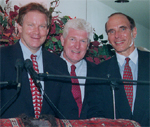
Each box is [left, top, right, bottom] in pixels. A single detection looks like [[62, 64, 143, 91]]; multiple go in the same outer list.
[[60, 51, 87, 103], [116, 48, 138, 112], [19, 41, 44, 97]]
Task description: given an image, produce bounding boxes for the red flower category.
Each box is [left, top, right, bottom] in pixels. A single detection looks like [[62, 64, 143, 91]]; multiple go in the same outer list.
[[14, 5, 20, 11], [91, 41, 100, 47], [6, 0, 9, 4], [9, 11, 18, 19], [94, 57, 100, 65], [86, 57, 94, 63]]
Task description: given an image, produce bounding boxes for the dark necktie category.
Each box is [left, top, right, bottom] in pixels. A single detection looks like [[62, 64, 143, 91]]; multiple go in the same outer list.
[[123, 57, 133, 110], [30, 54, 42, 118], [70, 65, 82, 117]]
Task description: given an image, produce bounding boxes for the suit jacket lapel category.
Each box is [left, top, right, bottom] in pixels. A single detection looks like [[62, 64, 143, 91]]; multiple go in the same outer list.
[[13, 42, 34, 113]]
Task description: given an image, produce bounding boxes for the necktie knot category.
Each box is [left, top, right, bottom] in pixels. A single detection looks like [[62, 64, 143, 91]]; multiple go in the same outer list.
[[125, 57, 130, 64], [71, 65, 76, 73], [31, 54, 37, 61]]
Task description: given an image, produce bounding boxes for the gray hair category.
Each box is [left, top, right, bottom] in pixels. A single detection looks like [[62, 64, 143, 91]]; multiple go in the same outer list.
[[62, 18, 93, 43]]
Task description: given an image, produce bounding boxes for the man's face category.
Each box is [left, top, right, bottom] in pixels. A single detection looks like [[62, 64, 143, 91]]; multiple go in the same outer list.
[[17, 11, 49, 53], [106, 14, 137, 56], [61, 28, 89, 64]]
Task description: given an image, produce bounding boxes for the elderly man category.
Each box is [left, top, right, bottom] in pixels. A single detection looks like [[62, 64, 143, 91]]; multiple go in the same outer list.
[[58, 18, 96, 119]]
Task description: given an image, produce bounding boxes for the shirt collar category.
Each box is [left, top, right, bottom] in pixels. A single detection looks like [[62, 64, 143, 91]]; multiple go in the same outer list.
[[19, 40, 42, 60], [60, 51, 84, 71], [116, 48, 138, 66]]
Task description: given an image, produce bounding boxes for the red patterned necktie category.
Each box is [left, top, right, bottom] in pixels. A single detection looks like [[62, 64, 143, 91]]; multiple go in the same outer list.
[[30, 54, 42, 119], [70, 65, 82, 117], [123, 57, 133, 110]]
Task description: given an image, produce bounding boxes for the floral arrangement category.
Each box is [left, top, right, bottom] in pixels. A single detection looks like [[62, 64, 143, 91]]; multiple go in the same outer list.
[[0, 0, 114, 64]]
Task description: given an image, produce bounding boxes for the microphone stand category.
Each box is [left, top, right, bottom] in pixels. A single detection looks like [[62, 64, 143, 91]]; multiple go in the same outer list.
[[0, 81, 17, 87], [38, 73, 150, 85], [38, 73, 150, 120], [41, 87, 66, 119], [0, 59, 23, 117], [0, 87, 20, 117], [110, 81, 118, 120]]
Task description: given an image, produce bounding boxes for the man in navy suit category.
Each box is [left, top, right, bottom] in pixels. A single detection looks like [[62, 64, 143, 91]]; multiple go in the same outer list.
[[0, 2, 70, 119], [58, 18, 96, 119], [87, 12, 150, 126]]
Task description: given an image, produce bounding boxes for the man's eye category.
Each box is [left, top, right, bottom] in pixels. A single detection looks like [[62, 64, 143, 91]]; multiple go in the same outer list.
[[108, 30, 115, 34], [122, 28, 126, 31], [81, 40, 87, 43], [70, 38, 74, 41], [28, 24, 33, 26], [40, 25, 46, 28]]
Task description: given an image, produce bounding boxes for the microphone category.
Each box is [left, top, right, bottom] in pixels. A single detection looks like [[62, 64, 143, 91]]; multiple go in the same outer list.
[[24, 59, 42, 90], [15, 59, 24, 92], [24, 59, 66, 119]]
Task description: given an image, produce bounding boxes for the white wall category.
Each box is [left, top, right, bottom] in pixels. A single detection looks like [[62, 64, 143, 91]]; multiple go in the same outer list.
[[0, 0, 149, 49]]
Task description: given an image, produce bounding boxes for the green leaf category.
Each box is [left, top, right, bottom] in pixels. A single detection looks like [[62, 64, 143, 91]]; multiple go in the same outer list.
[[91, 49, 98, 56], [13, 39, 19, 43], [61, 16, 69, 24], [12, 19, 15, 26], [55, 23, 61, 34], [57, 40, 63, 50], [51, 37, 58, 42], [101, 40, 108, 44], [3, 17, 7, 27], [63, 16, 70, 20], [59, 29, 63, 34], [99, 34, 103, 39], [45, 40, 54, 50], [0, 15, 3, 23], [93, 33, 98, 41]]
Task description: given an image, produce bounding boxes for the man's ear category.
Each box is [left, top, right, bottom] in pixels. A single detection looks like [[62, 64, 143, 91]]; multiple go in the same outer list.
[[132, 27, 137, 39], [60, 35, 65, 46], [17, 23, 22, 33]]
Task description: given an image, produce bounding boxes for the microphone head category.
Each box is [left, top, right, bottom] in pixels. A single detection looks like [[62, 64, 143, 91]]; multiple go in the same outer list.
[[24, 59, 33, 69], [15, 59, 24, 70]]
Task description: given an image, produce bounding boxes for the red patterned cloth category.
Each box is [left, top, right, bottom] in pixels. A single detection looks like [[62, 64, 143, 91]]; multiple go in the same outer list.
[[56, 118, 141, 127], [30, 54, 42, 119], [70, 65, 82, 117], [0, 118, 25, 127], [0, 117, 141, 127], [123, 57, 133, 110]]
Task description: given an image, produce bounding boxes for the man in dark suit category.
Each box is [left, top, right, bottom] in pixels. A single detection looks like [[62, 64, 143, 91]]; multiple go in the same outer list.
[[0, 2, 69, 119], [58, 18, 96, 119], [87, 12, 150, 126]]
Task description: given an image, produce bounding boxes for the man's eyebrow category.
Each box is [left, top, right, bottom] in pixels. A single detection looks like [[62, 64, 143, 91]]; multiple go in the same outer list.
[[119, 26, 127, 29], [107, 29, 114, 33]]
